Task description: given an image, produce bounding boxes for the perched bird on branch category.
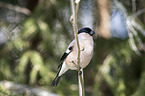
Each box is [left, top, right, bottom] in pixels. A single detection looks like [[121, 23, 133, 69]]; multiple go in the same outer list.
[[51, 27, 95, 87]]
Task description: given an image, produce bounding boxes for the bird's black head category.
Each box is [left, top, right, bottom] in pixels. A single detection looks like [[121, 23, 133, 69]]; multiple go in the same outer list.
[[78, 27, 95, 36]]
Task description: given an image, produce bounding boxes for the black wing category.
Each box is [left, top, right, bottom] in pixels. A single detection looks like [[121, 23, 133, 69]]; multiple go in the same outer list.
[[57, 46, 73, 69]]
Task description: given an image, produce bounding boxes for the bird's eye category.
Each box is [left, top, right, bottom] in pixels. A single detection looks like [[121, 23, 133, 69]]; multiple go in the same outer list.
[[69, 46, 73, 50], [90, 31, 95, 36]]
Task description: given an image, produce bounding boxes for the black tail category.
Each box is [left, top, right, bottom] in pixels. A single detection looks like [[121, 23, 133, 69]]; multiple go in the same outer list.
[[51, 76, 61, 87]]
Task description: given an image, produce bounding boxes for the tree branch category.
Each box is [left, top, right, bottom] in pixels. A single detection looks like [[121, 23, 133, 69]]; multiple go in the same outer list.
[[0, 1, 31, 15], [114, 0, 145, 55], [70, 0, 85, 96]]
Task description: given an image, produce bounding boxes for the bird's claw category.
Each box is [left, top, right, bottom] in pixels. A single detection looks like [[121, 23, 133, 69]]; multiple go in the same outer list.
[[79, 70, 82, 75], [69, 61, 82, 75], [78, 66, 82, 75]]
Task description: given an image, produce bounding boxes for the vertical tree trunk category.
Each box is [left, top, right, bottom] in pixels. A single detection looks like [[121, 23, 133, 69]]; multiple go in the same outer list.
[[96, 0, 111, 39]]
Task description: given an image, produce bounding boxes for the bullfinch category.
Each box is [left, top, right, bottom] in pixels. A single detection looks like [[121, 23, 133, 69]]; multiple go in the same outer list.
[[51, 27, 95, 87]]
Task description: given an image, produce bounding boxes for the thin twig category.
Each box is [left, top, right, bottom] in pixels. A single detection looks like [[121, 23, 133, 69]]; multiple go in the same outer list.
[[75, 1, 85, 96], [129, 20, 145, 51], [70, 0, 85, 96], [132, 0, 136, 13], [114, 0, 145, 54], [71, 0, 76, 33], [74, 1, 80, 73], [126, 20, 141, 55], [135, 8, 145, 17], [131, 20, 145, 37]]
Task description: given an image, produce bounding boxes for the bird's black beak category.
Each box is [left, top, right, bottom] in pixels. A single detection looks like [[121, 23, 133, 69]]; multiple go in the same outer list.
[[90, 31, 95, 36]]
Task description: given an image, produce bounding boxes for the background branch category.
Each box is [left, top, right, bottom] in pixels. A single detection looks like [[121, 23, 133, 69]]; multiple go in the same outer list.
[[0, 1, 31, 15]]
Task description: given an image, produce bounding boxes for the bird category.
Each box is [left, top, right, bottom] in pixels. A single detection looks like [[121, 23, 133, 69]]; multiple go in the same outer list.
[[51, 27, 95, 87]]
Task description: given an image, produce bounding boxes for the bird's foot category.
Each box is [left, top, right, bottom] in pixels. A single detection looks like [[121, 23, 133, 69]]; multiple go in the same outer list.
[[70, 61, 82, 75], [79, 70, 82, 75], [78, 66, 82, 75]]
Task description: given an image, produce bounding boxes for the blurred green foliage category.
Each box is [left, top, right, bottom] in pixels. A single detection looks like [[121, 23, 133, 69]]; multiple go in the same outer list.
[[0, 0, 145, 96], [0, 85, 18, 96]]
